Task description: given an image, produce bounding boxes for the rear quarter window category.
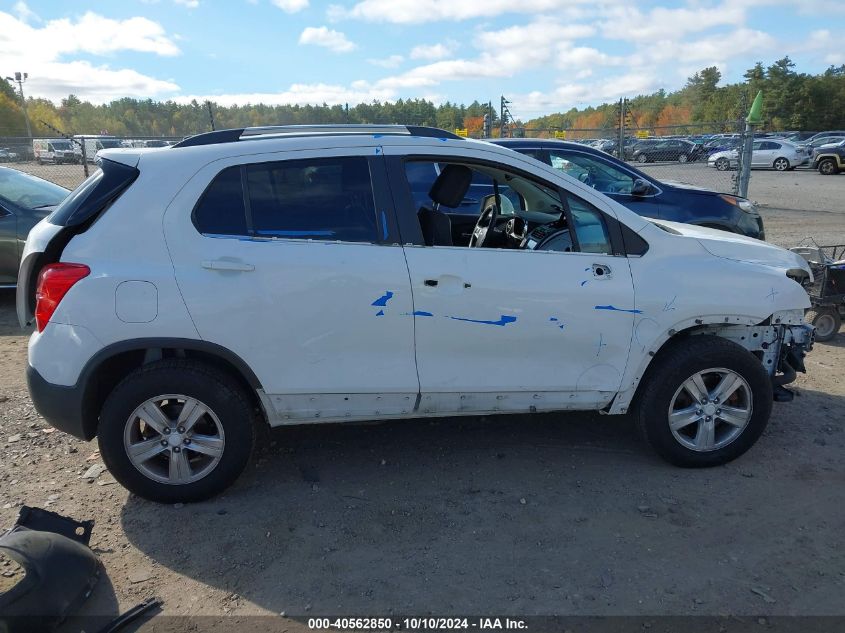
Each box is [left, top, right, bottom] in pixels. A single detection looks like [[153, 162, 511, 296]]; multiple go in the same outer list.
[[48, 158, 138, 227]]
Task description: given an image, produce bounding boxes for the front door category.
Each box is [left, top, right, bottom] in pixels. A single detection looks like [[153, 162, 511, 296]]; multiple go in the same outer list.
[[386, 148, 636, 415], [164, 148, 419, 422], [0, 206, 17, 285]]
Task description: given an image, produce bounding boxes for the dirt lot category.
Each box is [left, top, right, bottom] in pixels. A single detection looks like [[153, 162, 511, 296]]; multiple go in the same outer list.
[[0, 188, 843, 628]]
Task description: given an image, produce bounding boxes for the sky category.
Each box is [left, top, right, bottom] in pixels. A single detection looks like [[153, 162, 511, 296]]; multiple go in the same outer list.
[[1, 0, 843, 118]]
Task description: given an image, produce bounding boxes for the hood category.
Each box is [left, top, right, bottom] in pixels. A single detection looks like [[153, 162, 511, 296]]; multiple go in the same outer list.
[[649, 219, 812, 276], [660, 181, 716, 194], [708, 150, 738, 160]]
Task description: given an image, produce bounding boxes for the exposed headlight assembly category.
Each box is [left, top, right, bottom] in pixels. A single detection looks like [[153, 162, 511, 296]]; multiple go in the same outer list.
[[719, 194, 757, 214]]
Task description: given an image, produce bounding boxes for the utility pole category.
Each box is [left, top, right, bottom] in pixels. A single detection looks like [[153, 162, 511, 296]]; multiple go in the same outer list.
[[500, 95, 513, 138], [205, 100, 216, 131], [617, 97, 626, 160], [738, 91, 763, 198], [5, 72, 32, 139]]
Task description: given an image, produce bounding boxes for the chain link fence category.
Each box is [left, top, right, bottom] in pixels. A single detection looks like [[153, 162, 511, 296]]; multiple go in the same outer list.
[[1, 136, 181, 189]]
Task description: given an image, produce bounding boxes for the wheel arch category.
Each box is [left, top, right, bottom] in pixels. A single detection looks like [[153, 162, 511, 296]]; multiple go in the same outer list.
[[606, 311, 797, 416], [78, 338, 266, 439]]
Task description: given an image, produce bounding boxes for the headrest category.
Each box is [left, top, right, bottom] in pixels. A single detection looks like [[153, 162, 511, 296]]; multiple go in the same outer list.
[[429, 164, 472, 208]]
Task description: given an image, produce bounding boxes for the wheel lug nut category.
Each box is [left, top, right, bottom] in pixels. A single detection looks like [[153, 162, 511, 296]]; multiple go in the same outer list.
[[716, 409, 722, 415], [183, 438, 191, 445], [700, 399, 707, 405], [177, 426, 185, 434], [160, 440, 168, 447], [163, 427, 171, 435], [173, 446, 181, 453], [696, 409, 703, 416], [705, 416, 712, 422]]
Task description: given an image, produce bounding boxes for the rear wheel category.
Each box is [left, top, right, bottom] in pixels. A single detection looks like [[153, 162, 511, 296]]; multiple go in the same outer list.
[[98, 360, 257, 503], [634, 336, 772, 467], [773, 157, 790, 171], [715, 157, 730, 171], [818, 158, 839, 175], [678, 153, 688, 163], [637, 154, 648, 163], [806, 307, 841, 342]]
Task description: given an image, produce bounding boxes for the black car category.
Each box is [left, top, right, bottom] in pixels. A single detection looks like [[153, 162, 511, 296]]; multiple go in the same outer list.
[[489, 139, 764, 240], [631, 138, 703, 163], [0, 167, 69, 285]]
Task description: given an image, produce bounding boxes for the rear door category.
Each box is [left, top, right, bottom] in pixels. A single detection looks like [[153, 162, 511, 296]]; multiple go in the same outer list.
[[0, 204, 17, 285], [164, 148, 420, 423]]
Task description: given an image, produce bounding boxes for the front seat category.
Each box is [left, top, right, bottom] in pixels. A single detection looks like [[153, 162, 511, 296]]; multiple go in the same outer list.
[[418, 164, 472, 246]]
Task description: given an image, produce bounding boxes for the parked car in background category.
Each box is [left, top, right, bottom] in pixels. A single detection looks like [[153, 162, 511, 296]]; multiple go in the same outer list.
[[800, 135, 845, 154], [17, 125, 813, 501], [804, 131, 845, 144], [812, 140, 845, 175], [492, 139, 765, 239], [72, 135, 123, 163], [708, 139, 807, 171], [33, 139, 77, 165], [0, 167, 69, 285], [0, 148, 20, 163], [631, 139, 703, 163]]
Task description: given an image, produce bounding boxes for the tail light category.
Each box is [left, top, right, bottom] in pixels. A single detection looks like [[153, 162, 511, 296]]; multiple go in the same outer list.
[[34, 263, 90, 332]]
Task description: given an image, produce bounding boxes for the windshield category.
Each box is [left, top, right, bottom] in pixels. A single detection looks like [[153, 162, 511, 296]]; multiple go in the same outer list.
[[0, 168, 69, 209], [50, 141, 73, 151], [97, 139, 122, 149]]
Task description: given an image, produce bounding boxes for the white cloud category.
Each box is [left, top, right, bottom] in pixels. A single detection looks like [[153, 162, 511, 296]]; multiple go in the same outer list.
[[409, 42, 456, 61], [599, 3, 746, 42], [272, 0, 309, 13], [298, 26, 357, 52], [173, 0, 199, 8], [328, 0, 607, 24], [368, 54, 404, 68], [177, 82, 396, 107], [0, 10, 180, 103], [517, 72, 660, 112], [12, 1, 39, 22]]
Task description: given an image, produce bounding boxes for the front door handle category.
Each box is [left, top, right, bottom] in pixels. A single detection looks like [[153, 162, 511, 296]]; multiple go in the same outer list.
[[592, 263, 612, 279], [201, 259, 255, 272]]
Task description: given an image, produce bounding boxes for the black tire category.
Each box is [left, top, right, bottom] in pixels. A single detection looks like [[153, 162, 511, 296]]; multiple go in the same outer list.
[[634, 336, 773, 467], [98, 360, 257, 503], [637, 153, 648, 163], [715, 157, 730, 171], [806, 307, 841, 342], [773, 157, 789, 171], [818, 158, 839, 175]]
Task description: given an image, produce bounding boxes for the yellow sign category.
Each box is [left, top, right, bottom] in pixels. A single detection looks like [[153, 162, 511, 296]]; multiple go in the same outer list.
[[635, 130, 650, 139], [553, 130, 567, 139], [455, 128, 468, 137]]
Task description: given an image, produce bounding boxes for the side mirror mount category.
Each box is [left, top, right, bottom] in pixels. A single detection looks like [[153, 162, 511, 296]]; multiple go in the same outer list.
[[631, 178, 651, 196]]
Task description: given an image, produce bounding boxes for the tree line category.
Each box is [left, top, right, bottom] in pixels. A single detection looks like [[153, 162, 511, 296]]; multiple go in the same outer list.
[[1, 57, 843, 140]]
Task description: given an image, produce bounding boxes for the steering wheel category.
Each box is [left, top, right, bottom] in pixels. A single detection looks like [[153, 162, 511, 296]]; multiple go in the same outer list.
[[469, 202, 500, 248]]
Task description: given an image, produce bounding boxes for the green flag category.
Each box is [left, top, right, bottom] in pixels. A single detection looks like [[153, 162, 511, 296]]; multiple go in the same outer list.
[[746, 90, 763, 124]]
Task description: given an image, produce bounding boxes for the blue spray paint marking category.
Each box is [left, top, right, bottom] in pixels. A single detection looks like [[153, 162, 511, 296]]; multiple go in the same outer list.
[[448, 315, 517, 327], [766, 287, 779, 301], [381, 211, 389, 240], [371, 291, 394, 307], [584, 267, 591, 272], [375, 147, 382, 155], [580, 280, 589, 287], [594, 305, 643, 314], [373, 134, 384, 139], [376, 310, 384, 316], [596, 333, 607, 356], [438, 138, 449, 142], [256, 229, 335, 237], [663, 295, 677, 312], [549, 317, 558, 321], [411, 310, 433, 317]]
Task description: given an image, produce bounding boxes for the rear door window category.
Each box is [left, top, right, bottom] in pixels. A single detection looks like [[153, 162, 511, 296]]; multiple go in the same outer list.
[[192, 166, 248, 236], [246, 157, 378, 242]]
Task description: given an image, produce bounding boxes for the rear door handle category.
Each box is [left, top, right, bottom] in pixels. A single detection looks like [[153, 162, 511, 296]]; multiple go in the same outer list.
[[201, 259, 255, 272]]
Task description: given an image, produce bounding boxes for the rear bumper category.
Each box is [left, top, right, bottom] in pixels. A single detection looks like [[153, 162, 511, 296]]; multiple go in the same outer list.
[[27, 365, 90, 440]]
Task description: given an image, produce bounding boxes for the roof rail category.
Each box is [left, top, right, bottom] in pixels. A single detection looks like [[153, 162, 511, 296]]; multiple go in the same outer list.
[[172, 124, 462, 148]]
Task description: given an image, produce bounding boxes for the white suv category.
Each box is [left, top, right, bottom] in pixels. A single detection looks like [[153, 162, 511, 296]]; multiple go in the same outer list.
[[17, 125, 815, 502]]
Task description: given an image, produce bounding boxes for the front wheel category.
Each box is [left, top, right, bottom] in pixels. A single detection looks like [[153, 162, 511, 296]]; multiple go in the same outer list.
[[98, 360, 257, 503], [637, 154, 648, 163], [678, 153, 688, 163], [818, 158, 839, 175], [773, 157, 790, 171], [806, 307, 841, 342], [634, 336, 773, 467], [715, 157, 730, 171]]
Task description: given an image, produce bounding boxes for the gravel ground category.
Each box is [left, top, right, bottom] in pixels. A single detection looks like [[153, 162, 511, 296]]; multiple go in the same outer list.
[[0, 162, 843, 630]]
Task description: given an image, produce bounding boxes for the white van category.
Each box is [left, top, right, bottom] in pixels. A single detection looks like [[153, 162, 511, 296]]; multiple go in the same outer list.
[[32, 139, 77, 164], [72, 135, 123, 163]]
